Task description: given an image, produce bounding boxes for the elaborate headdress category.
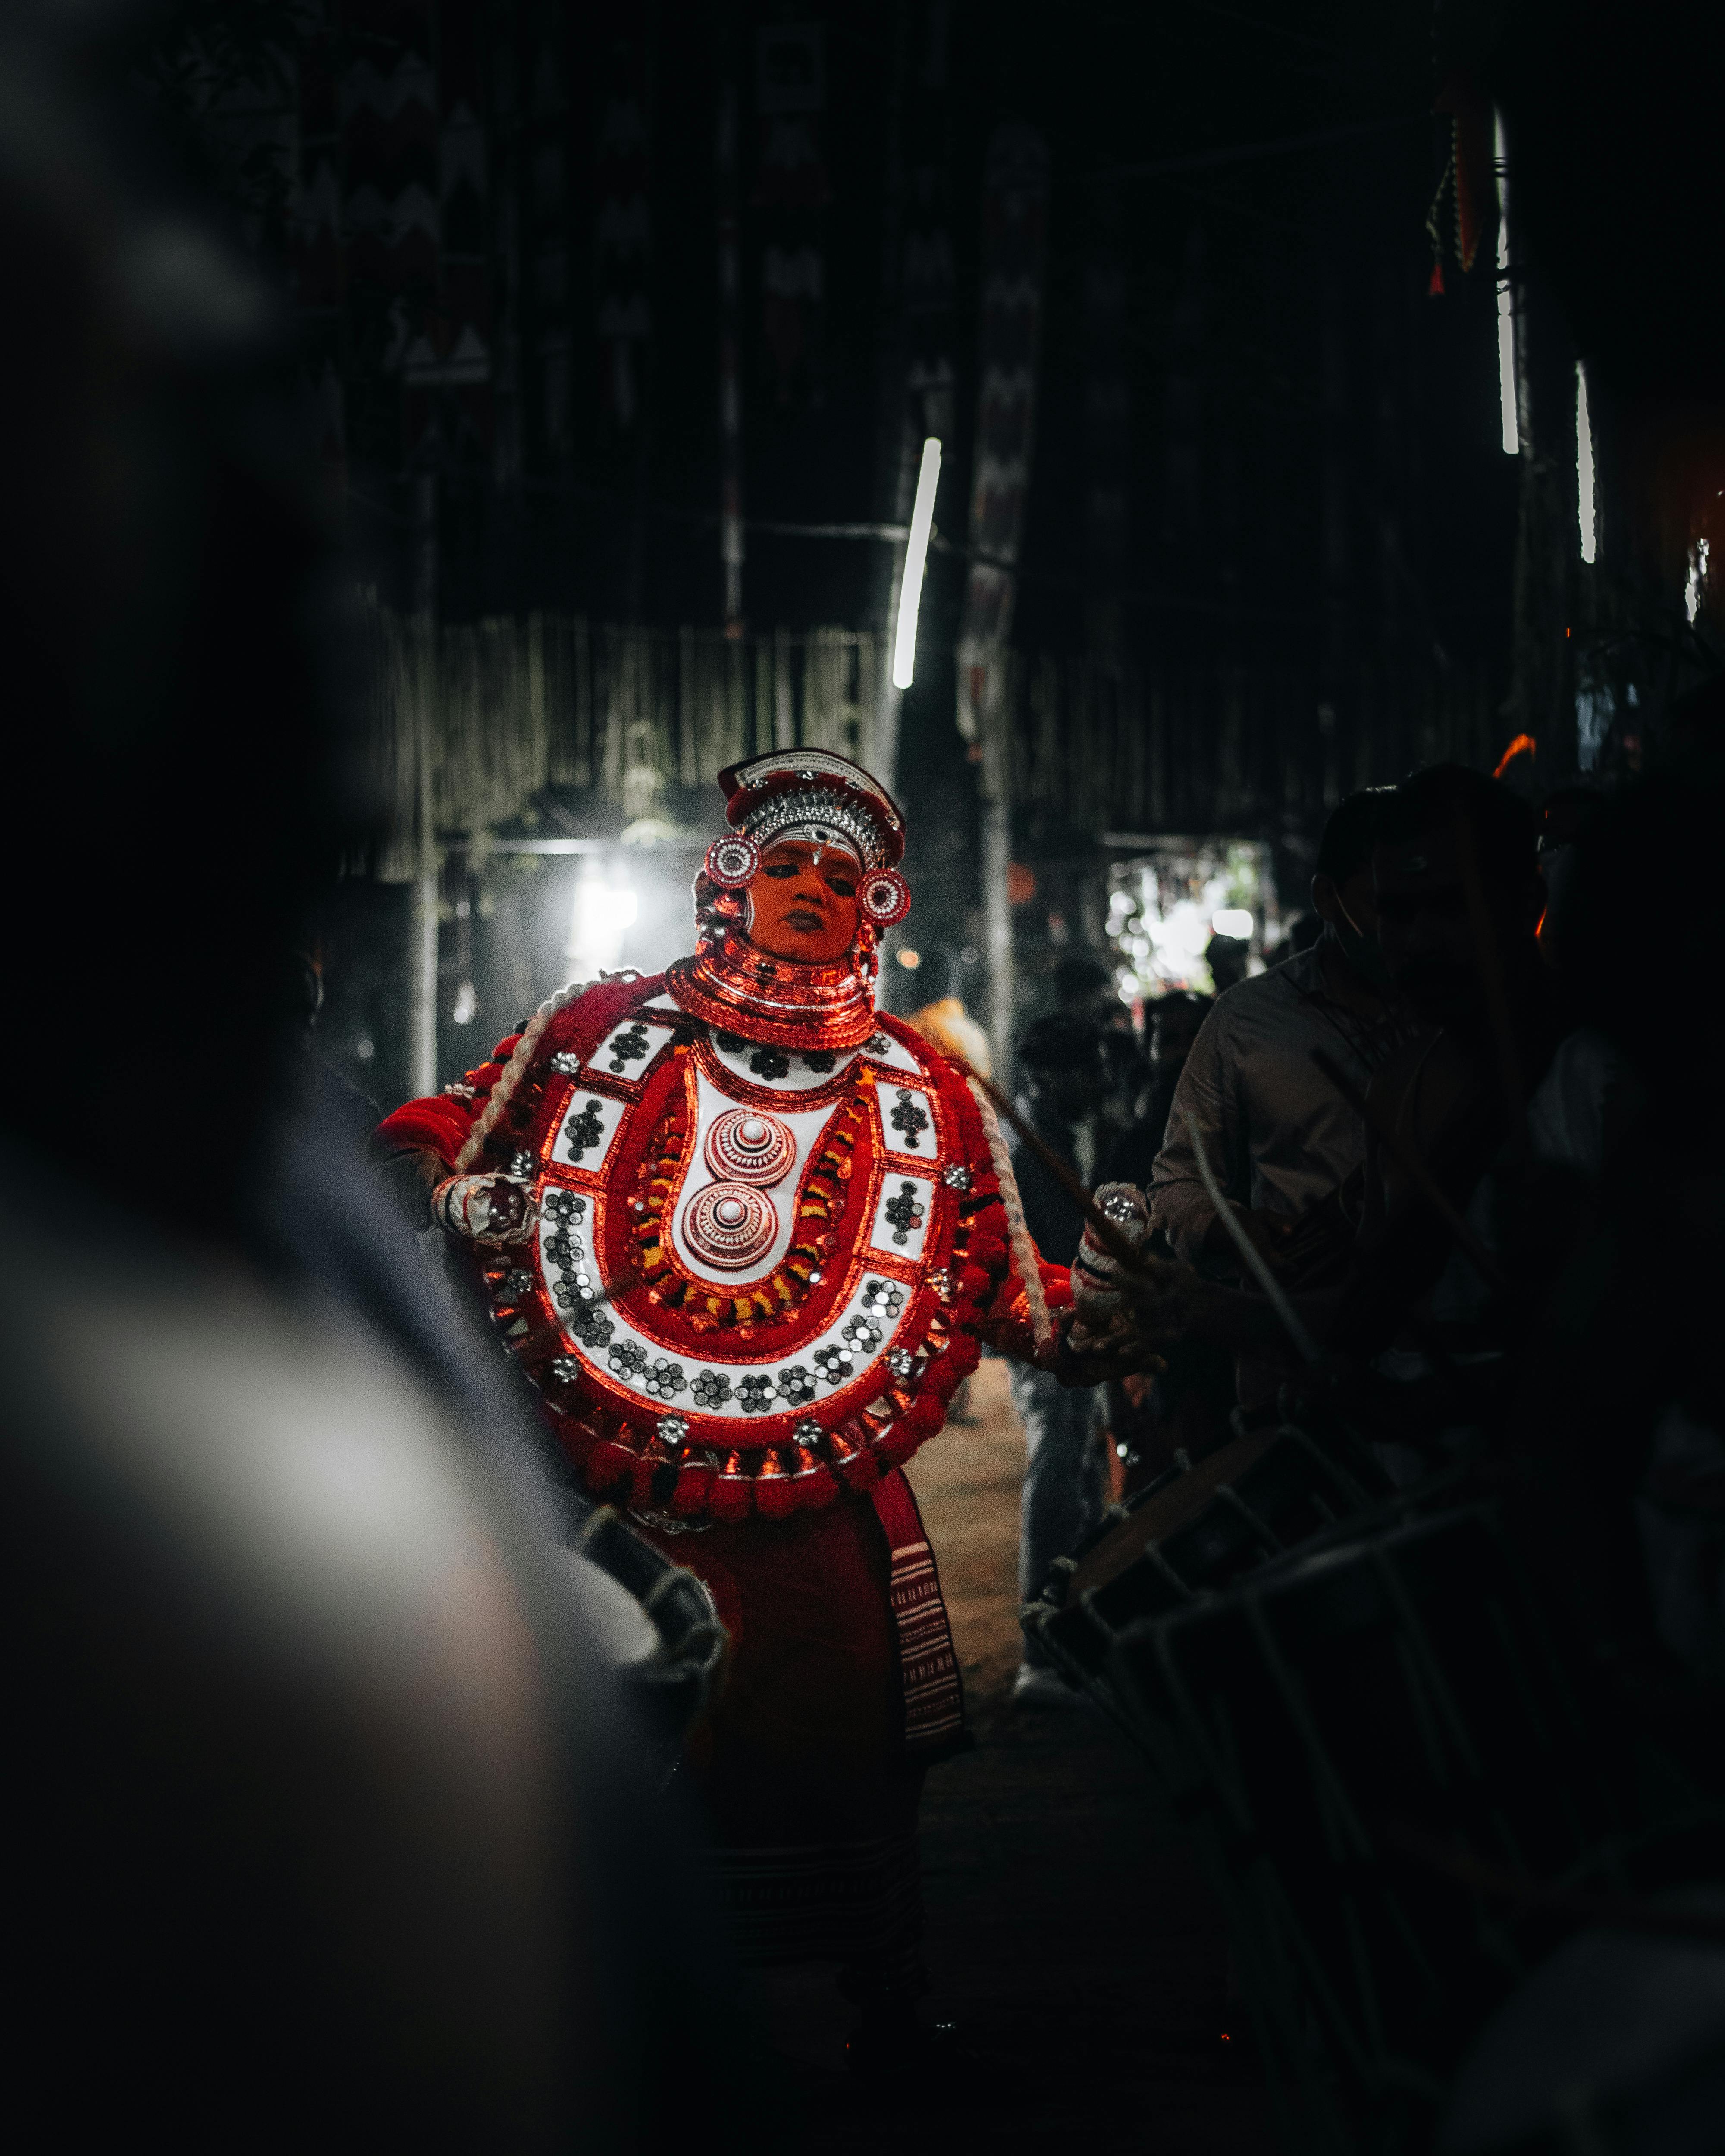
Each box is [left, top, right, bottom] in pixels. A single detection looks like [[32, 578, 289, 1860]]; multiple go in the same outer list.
[[665, 750, 911, 1050]]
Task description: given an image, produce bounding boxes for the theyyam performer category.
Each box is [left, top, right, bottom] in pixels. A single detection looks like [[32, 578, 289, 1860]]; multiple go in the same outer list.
[[377, 750, 1130, 2064]]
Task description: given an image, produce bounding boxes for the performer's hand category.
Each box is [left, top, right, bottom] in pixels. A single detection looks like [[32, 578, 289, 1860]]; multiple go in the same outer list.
[[432, 1172, 538, 1245], [1070, 1181, 1150, 1327], [1107, 1251, 1214, 1346], [1063, 1307, 1166, 1382]]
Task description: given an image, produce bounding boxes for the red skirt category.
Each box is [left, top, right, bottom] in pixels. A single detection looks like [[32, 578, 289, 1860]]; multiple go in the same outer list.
[[638, 1477, 959, 1970]]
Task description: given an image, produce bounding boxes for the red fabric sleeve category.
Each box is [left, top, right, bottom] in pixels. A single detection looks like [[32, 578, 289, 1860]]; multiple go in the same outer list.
[[975, 1254, 1072, 1363], [372, 1034, 524, 1172]]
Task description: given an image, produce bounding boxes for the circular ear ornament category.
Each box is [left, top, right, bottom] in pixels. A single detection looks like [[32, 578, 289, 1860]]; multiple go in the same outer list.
[[859, 868, 910, 927], [704, 833, 761, 890]]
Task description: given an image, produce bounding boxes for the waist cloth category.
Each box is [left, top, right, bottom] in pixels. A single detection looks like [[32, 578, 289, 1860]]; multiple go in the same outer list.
[[637, 1469, 962, 1970]]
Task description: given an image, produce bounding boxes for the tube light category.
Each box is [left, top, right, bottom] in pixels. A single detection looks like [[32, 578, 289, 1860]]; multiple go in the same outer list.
[[891, 437, 941, 690], [1576, 362, 1596, 563], [1495, 110, 1518, 457]]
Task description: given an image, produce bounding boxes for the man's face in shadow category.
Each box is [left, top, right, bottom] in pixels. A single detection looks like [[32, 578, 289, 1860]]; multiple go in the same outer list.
[[1373, 824, 1538, 1031], [1032, 1053, 1107, 1126]]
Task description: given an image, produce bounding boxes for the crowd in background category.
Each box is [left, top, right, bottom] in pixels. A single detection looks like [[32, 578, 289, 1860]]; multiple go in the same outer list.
[[902, 746, 1725, 1727]]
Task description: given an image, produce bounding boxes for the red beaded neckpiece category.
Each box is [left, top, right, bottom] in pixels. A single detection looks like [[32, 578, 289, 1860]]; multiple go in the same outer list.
[[664, 923, 879, 1052]]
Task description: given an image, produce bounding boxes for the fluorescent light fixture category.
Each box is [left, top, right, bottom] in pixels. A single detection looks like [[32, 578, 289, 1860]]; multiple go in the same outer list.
[[1686, 538, 1709, 625], [1495, 110, 1518, 457], [891, 437, 941, 690], [1576, 362, 1597, 563], [1212, 909, 1253, 940]]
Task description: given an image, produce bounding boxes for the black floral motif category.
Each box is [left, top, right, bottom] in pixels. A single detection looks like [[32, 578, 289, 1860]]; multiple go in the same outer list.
[[562, 1097, 607, 1160], [607, 1340, 648, 1379], [552, 1272, 595, 1310], [801, 1050, 837, 1075], [748, 1046, 791, 1081], [643, 1357, 687, 1400], [884, 1182, 925, 1246], [865, 1033, 891, 1055], [737, 1372, 776, 1414], [604, 1021, 652, 1075], [860, 1276, 906, 1318], [715, 1030, 748, 1054], [889, 1088, 929, 1150], [544, 1188, 586, 1225], [813, 1344, 855, 1386], [775, 1364, 816, 1407], [841, 1313, 885, 1355], [692, 1370, 734, 1410], [569, 1305, 615, 1349]]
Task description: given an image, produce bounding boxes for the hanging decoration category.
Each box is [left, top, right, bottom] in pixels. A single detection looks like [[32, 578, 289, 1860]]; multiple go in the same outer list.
[[955, 123, 1051, 746], [753, 22, 830, 410]]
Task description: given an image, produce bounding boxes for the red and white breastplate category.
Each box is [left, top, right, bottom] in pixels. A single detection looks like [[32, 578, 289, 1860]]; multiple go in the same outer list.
[[463, 975, 1011, 1525]]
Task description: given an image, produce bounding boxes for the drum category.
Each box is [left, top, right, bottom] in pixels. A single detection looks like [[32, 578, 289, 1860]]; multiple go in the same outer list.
[[557, 1501, 727, 1769], [1024, 1424, 1386, 1697], [1093, 1500, 1718, 2152]]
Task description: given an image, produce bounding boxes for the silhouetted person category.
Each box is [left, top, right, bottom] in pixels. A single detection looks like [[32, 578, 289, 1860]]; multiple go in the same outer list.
[[1204, 931, 1251, 995], [1130, 768, 1621, 1459], [1007, 1016, 1111, 1703], [1151, 790, 1411, 1411], [1105, 990, 1211, 1189], [1052, 952, 1120, 1027]]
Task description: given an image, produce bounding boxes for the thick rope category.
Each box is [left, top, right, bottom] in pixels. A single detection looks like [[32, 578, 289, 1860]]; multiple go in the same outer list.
[[967, 1076, 1055, 1363], [455, 979, 592, 1172]]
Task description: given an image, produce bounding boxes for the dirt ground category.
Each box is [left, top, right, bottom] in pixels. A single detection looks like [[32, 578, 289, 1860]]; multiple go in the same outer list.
[[759, 1357, 1276, 2154]]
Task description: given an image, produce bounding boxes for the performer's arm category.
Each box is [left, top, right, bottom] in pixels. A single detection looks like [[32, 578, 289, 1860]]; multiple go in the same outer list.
[[372, 1036, 534, 1239]]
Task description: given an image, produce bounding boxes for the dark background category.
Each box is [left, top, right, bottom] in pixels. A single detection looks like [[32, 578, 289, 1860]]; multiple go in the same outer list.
[[145, 0, 1723, 1109]]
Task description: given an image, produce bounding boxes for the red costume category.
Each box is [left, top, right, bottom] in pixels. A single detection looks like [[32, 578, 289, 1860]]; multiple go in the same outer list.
[[378, 752, 1073, 1999]]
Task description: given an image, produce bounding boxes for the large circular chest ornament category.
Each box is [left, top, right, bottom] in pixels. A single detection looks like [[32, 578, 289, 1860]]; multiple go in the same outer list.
[[684, 1181, 778, 1270], [705, 1107, 796, 1185]]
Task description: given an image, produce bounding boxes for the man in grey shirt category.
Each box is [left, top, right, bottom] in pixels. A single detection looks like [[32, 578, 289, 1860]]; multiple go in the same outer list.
[[1151, 791, 1413, 1288]]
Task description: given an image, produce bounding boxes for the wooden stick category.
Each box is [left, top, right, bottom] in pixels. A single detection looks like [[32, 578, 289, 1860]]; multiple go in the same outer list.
[[1309, 1047, 1512, 1297], [950, 1059, 1149, 1275]]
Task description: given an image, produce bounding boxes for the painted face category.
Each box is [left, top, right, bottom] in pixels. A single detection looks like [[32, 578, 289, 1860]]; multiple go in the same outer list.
[[746, 835, 861, 964]]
